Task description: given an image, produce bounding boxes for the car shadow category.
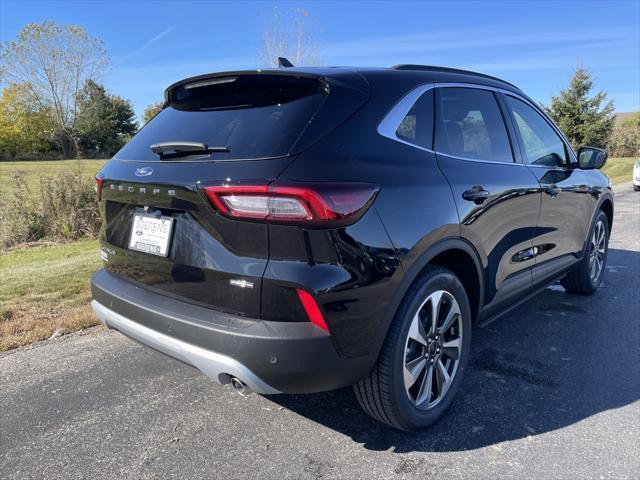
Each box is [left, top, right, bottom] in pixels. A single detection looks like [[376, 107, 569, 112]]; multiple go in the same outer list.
[[266, 248, 640, 452]]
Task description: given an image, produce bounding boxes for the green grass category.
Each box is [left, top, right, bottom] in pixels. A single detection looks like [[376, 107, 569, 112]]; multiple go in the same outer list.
[[601, 157, 637, 186], [0, 159, 106, 197], [0, 239, 101, 351]]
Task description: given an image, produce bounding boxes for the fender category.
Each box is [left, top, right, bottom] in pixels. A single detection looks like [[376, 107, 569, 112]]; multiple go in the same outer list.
[[580, 189, 614, 258], [372, 237, 484, 355], [595, 189, 614, 219]]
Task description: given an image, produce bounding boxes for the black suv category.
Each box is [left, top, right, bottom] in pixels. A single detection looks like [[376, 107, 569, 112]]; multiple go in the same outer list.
[[91, 65, 613, 430]]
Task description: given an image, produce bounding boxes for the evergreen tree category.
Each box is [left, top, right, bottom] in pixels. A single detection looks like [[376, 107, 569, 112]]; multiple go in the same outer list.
[[546, 67, 615, 150], [76, 80, 137, 156]]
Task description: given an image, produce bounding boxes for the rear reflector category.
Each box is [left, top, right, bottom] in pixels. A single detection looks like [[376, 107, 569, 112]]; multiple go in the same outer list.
[[95, 175, 104, 201], [203, 182, 378, 226], [296, 289, 329, 334]]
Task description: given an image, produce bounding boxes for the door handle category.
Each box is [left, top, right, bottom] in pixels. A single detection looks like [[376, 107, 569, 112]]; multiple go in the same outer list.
[[462, 186, 490, 204], [542, 184, 561, 196]]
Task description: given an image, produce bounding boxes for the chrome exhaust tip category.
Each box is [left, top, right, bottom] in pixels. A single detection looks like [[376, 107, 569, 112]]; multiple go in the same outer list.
[[230, 376, 251, 396]]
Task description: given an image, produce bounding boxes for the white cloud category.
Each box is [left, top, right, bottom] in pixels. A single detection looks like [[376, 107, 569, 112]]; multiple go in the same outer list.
[[320, 27, 632, 61]]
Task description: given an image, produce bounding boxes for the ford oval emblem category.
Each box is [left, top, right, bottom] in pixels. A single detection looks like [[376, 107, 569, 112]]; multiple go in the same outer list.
[[134, 167, 154, 177]]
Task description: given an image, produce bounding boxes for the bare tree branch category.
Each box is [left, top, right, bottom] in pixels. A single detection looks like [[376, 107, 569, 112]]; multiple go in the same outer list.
[[259, 7, 321, 68]]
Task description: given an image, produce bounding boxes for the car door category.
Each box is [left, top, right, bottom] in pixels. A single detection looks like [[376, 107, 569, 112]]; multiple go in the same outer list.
[[434, 86, 542, 316], [501, 94, 595, 286]]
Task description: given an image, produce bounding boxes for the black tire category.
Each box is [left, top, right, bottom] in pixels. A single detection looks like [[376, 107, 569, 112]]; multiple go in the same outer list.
[[354, 266, 472, 431], [561, 210, 609, 295], [633, 184, 640, 192]]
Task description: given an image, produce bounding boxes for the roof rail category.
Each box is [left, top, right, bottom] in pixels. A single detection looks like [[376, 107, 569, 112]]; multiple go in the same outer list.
[[391, 64, 519, 89]]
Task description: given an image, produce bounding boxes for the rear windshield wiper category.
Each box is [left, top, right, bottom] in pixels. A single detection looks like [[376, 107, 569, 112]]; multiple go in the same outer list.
[[150, 142, 230, 159]]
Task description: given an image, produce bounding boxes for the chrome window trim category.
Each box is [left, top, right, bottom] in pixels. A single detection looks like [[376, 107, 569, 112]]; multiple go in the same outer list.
[[526, 163, 571, 170], [433, 153, 527, 167], [377, 82, 435, 153], [377, 81, 577, 166]]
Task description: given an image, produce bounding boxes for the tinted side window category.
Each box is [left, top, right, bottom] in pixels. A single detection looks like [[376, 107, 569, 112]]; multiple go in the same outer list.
[[436, 88, 513, 162], [396, 89, 434, 150], [505, 96, 567, 167]]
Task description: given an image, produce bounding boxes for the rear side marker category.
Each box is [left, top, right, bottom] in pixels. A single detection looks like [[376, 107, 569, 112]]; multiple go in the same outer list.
[[296, 289, 330, 334], [95, 175, 104, 201]]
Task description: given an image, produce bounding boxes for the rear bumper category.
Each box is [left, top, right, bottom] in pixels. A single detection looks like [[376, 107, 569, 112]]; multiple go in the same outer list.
[[91, 269, 374, 394], [92, 300, 280, 394]]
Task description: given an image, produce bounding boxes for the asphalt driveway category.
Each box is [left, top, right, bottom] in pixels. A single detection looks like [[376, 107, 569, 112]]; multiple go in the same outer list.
[[1, 183, 638, 480]]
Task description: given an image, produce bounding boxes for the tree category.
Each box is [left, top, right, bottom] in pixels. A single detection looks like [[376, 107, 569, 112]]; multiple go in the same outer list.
[[546, 67, 615, 150], [0, 21, 109, 157], [259, 7, 320, 67], [142, 101, 164, 124], [76, 80, 137, 156], [0, 84, 52, 159]]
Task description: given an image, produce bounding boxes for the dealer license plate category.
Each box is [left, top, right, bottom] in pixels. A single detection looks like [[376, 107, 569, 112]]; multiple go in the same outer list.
[[128, 214, 174, 257]]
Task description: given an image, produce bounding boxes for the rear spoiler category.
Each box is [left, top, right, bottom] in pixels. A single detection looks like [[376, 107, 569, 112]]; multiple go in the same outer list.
[[159, 69, 370, 155], [164, 70, 330, 106]]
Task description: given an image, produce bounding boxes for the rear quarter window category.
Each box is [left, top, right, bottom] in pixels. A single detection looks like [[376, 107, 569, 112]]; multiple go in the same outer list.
[[396, 89, 434, 150]]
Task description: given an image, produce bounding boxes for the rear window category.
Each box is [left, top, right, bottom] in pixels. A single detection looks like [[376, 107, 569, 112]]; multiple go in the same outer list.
[[115, 75, 328, 161]]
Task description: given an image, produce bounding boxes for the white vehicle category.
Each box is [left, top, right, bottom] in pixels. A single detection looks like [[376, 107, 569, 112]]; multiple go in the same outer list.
[[634, 160, 640, 191]]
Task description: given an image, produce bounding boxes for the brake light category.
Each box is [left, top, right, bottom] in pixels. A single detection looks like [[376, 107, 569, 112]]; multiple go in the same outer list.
[[296, 289, 329, 334], [203, 182, 378, 226], [95, 175, 104, 201]]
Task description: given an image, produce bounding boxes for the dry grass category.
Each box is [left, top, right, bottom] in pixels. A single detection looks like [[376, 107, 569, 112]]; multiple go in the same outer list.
[[0, 240, 101, 351], [0, 160, 105, 350], [0, 304, 100, 351], [0, 169, 101, 248]]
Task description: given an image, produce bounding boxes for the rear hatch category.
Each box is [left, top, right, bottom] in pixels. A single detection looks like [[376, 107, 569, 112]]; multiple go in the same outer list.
[[96, 70, 369, 318]]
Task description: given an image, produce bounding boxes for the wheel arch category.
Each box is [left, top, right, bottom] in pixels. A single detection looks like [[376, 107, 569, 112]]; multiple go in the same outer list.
[[598, 195, 614, 235], [577, 192, 613, 259], [374, 238, 484, 354]]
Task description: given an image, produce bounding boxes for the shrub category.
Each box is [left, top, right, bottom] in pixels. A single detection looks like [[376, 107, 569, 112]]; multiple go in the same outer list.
[[609, 114, 640, 157], [0, 170, 100, 247]]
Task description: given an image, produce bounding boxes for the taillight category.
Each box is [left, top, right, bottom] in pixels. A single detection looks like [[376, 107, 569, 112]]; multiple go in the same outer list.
[[95, 175, 104, 201], [202, 182, 378, 226]]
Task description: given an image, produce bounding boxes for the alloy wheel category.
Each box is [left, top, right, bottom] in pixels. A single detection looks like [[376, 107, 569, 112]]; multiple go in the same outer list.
[[403, 290, 463, 410], [589, 220, 606, 283]]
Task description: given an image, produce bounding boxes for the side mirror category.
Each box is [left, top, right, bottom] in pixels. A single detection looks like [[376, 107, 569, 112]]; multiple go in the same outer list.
[[577, 147, 608, 170]]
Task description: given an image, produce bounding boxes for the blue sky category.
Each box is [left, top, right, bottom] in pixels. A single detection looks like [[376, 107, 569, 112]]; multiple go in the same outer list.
[[2, 0, 639, 121]]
